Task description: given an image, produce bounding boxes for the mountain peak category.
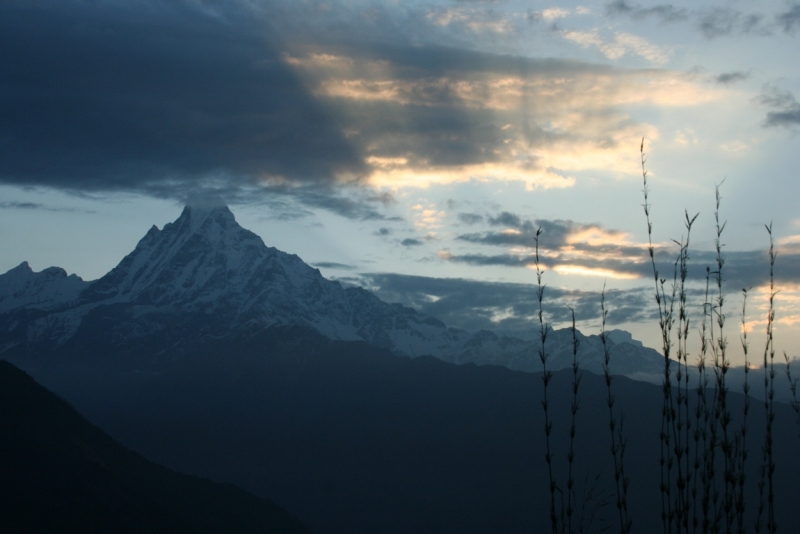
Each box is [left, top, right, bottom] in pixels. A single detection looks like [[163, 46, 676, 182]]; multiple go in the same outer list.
[[181, 192, 235, 233]]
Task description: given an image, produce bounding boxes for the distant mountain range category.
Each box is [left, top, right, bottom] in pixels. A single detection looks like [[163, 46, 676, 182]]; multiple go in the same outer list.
[[0, 197, 664, 377]]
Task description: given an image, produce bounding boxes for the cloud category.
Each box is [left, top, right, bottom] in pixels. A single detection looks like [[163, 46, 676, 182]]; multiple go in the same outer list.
[[715, 71, 750, 85], [777, 3, 800, 33], [0, 0, 719, 213], [0, 201, 44, 210], [0, 1, 365, 197], [290, 186, 397, 220], [401, 238, 424, 247], [457, 213, 484, 225], [452, 212, 650, 279], [0, 201, 91, 213], [313, 262, 357, 270], [758, 87, 800, 129], [359, 272, 656, 333], [288, 45, 714, 191], [488, 211, 523, 228], [425, 7, 513, 34], [606, 2, 790, 39], [360, 207, 800, 334], [540, 8, 572, 21], [467, 212, 630, 250], [357, 230, 800, 333], [605, 1, 688, 23], [560, 29, 671, 64], [529, 6, 591, 23], [439, 209, 800, 288], [445, 251, 647, 279], [696, 8, 768, 38], [224, 183, 397, 221]]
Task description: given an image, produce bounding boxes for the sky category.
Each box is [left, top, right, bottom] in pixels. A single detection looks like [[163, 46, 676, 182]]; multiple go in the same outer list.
[[1, 0, 799, 365]]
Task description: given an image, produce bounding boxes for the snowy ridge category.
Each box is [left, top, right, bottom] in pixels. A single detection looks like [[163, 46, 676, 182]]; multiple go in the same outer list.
[[0, 202, 664, 376], [0, 262, 87, 314]]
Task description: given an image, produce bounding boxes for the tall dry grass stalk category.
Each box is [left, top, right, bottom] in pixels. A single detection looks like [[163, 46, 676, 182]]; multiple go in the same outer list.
[[566, 307, 582, 532], [601, 288, 631, 534], [784, 352, 799, 438], [736, 288, 751, 534], [535, 227, 559, 533], [756, 225, 778, 534]]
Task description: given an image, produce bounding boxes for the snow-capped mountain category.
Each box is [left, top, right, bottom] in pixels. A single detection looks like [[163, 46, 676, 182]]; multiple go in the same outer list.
[[0, 198, 664, 376]]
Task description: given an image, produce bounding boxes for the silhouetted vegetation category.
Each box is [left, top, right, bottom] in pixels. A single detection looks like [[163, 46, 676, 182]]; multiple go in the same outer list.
[[536, 141, 798, 534]]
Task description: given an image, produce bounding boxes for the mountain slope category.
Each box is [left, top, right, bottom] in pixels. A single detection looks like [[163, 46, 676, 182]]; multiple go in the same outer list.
[[0, 359, 312, 534], [23, 328, 800, 534]]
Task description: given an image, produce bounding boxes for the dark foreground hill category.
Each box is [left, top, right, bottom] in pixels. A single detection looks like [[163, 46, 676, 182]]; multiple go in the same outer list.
[[0, 359, 312, 534], [11, 326, 800, 534]]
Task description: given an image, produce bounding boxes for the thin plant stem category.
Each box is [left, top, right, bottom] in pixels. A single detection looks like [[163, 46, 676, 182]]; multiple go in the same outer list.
[[566, 307, 582, 534], [601, 287, 631, 534], [697, 268, 712, 534], [735, 288, 751, 534], [761, 224, 777, 534], [673, 211, 698, 533], [708, 183, 731, 531], [640, 138, 677, 534], [784, 352, 800, 439], [535, 227, 559, 534]]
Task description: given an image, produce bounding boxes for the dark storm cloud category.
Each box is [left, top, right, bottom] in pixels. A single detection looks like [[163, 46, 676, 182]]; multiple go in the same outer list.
[[605, 1, 688, 23], [0, 0, 365, 195], [6, 0, 585, 215], [715, 71, 749, 85], [758, 87, 800, 128], [359, 272, 656, 333], [777, 3, 800, 33]]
